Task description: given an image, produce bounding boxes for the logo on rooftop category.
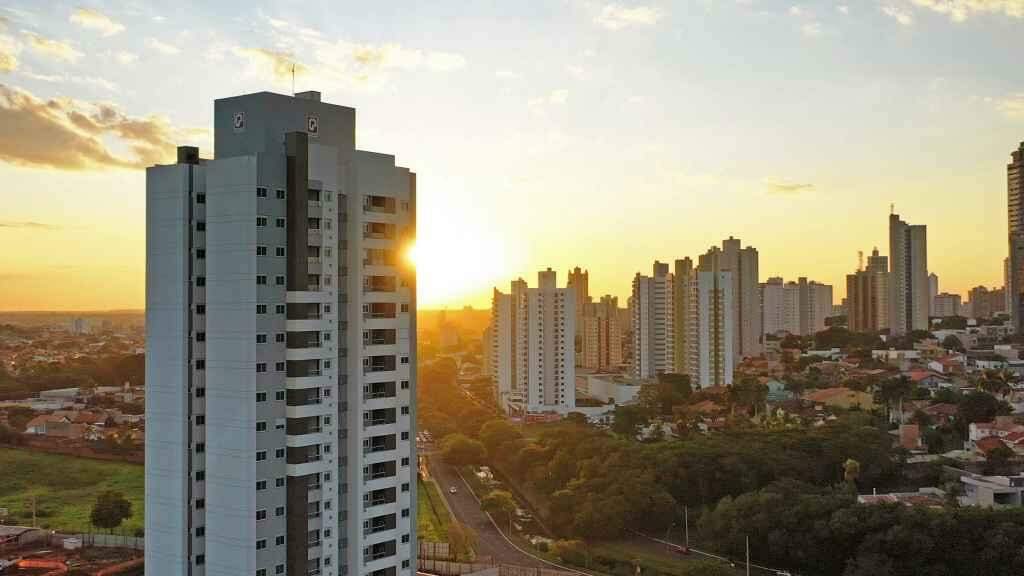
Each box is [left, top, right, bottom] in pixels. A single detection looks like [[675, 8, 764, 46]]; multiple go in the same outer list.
[[232, 111, 246, 133], [307, 115, 319, 137]]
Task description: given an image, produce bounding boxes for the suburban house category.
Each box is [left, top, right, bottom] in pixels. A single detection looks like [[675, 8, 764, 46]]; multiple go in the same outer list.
[[804, 387, 876, 411], [960, 472, 1024, 507]]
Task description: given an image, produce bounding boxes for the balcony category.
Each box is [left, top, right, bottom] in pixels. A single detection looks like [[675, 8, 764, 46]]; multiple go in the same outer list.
[[363, 196, 397, 214], [364, 381, 396, 400], [287, 331, 322, 349], [286, 388, 322, 407], [363, 222, 396, 240], [363, 356, 396, 374], [364, 302, 397, 320], [286, 445, 322, 465], [363, 276, 397, 293], [364, 434, 397, 454], [287, 359, 322, 378], [287, 303, 321, 320]]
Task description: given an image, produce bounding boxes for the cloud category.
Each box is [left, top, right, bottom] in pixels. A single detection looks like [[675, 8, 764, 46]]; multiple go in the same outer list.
[[764, 179, 814, 194], [0, 30, 19, 72], [838, 5, 850, 14], [146, 37, 179, 55], [69, 7, 125, 36], [908, 0, 1024, 21], [567, 64, 587, 80], [425, 51, 466, 72], [111, 50, 137, 64], [549, 89, 569, 105], [595, 4, 661, 30], [232, 47, 306, 80], [20, 70, 117, 91], [495, 69, 521, 80], [996, 94, 1024, 119], [881, 3, 915, 24], [801, 21, 824, 37], [24, 33, 82, 62], [0, 220, 59, 229], [0, 84, 177, 170]]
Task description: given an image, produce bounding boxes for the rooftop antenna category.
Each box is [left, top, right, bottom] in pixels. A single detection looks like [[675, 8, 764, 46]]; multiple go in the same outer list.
[[291, 63, 296, 95], [858, 250, 864, 272]]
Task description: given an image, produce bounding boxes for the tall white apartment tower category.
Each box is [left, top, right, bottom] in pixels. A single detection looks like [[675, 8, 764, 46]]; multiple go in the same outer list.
[[696, 271, 734, 388], [888, 213, 929, 335], [1008, 143, 1024, 333], [488, 271, 575, 414], [631, 261, 675, 379], [699, 238, 761, 361], [146, 91, 417, 576]]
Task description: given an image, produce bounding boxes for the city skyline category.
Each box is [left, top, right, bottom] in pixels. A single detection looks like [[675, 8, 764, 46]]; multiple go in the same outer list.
[[1, 1, 1024, 310]]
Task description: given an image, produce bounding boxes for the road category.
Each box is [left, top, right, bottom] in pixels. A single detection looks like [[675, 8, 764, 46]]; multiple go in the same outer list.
[[427, 455, 549, 568]]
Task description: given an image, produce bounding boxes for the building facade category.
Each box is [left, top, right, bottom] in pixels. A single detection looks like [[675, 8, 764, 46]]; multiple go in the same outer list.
[[889, 213, 929, 335], [846, 248, 889, 333], [488, 271, 575, 414], [146, 91, 417, 576], [933, 293, 962, 318], [761, 277, 833, 337], [967, 286, 1007, 319], [698, 237, 761, 360], [631, 261, 675, 379], [1009, 143, 1024, 333], [696, 271, 734, 388], [580, 295, 622, 372]]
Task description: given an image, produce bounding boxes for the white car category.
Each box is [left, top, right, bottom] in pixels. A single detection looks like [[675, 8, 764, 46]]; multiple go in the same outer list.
[[449, 486, 458, 494]]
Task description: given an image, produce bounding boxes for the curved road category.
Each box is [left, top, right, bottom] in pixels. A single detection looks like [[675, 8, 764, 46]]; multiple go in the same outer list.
[[427, 455, 549, 568]]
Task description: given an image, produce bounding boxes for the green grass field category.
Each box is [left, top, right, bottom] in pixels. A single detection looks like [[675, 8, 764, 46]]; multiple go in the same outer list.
[[0, 447, 144, 533], [417, 477, 451, 542]]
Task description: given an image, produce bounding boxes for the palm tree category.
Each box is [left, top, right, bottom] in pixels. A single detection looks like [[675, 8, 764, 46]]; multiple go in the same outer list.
[[878, 376, 914, 424], [979, 369, 1014, 398]]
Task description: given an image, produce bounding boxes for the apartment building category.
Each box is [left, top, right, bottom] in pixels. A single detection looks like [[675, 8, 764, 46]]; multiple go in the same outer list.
[[847, 248, 890, 333], [1009, 143, 1024, 333], [488, 271, 575, 414], [698, 237, 761, 360], [580, 295, 622, 372], [933, 293, 962, 318], [696, 271, 734, 388], [146, 91, 416, 576], [631, 261, 675, 379], [761, 277, 833, 337], [889, 213, 929, 335]]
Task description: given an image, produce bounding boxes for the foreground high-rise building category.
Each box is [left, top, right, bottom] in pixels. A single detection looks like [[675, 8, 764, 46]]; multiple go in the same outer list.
[[631, 262, 675, 379], [847, 248, 889, 333], [1008, 143, 1024, 333], [889, 213, 929, 335], [488, 270, 575, 414], [146, 91, 417, 576]]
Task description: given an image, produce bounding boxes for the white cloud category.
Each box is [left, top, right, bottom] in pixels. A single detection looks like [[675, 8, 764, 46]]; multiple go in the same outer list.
[[24, 32, 82, 62], [0, 28, 19, 72], [146, 38, 179, 55], [112, 50, 137, 64], [69, 7, 125, 36], [595, 4, 661, 30], [549, 89, 569, 105], [909, 0, 1024, 22], [996, 94, 1024, 119], [801, 21, 824, 37], [789, 6, 805, 16], [567, 65, 587, 80], [21, 69, 117, 91], [425, 51, 466, 72], [838, 5, 850, 14], [495, 69, 521, 80], [881, 3, 915, 25]]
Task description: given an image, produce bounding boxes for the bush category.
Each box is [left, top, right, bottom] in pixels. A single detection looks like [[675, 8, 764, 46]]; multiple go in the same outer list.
[[551, 539, 588, 566]]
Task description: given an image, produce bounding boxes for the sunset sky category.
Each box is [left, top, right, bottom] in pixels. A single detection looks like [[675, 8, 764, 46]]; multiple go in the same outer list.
[[0, 0, 1022, 311]]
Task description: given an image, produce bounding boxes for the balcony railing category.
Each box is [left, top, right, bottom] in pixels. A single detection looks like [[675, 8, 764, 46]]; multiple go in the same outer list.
[[363, 419, 394, 428], [307, 483, 322, 492], [307, 540, 322, 549], [363, 471, 393, 482], [308, 511, 321, 519]]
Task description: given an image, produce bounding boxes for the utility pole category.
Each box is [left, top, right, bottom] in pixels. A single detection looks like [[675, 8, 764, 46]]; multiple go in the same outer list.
[[31, 495, 37, 528], [684, 506, 689, 548], [745, 535, 750, 576]]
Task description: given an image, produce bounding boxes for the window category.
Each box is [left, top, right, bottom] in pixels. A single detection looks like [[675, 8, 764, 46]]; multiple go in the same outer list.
[[256, 421, 267, 432], [257, 275, 267, 285], [275, 333, 285, 343], [275, 246, 285, 257], [276, 189, 286, 199], [275, 448, 285, 459], [324, 472, 332, 482], [195, 387, 205, 398], [196, 555, 205, 566], [401, 508, 409, 518], [256, 509, 267, 521], [196, 332, 206, 342], [256, 539, 267, 550], [324, 360, 332, 370], [256, 363, 267, 373], [402, 560, 410, 569], [324, 528, 332, 539], [324, 444, 332, 454], [257, 246, 268, 256], [196, 499, 205, 510], [256, 392, 267, 402], [195, 359, 205, 371], [275, 275, 285, 286], [400, 380, 409, 390], [275, 477, 285, 488], [323, 332, 331, 342], [275, 361, 285, 372], [256, 450, 267, 461], [256, 480, 267, 491], [257, 187, 268, 197], [276, 565, 285, 575], [195, 276, 206, 287], [324, 304, 331, 314], [275, 535, 285, 546], [324, 500, 332, 510], [275, 217, 286, 228], [195, 443, 205, 454], [195, 415, 205, 426], [402, 534, 410, 543], [401, 482, 409, 492], [196, 304, 206, 315], [196, 221, 206, 231], [257, 216, 268, 227], [196, 526, 205, 537], [401, 457, 409, 466], [401, 406, 409, 415], [401, 432, 409, 440], [256, 334, 267, 344], [256, 570, 266, 576], [400, 356, 409, 365], [197, 193, 206, 204], [401, 304, 409, 313], [275, 506, 285, 517], [196, 249, 206, 259], [256, 304, 267, 314], [275, 391, 285, 401], [196, 470, 205, 482], [275, 304, 286, 314]]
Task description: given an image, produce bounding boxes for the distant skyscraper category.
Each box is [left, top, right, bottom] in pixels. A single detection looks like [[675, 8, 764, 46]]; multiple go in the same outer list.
[[761, 277, 833, 337], [567, 266, 592, 368], [698, 237, 761, 360], [631, 261, 675, 379], [1008, 143, 1024, 333], [672, 258, 696, 377], [847, 248, 889, 333], [928, 273, 939, 316], [489, 270, 575, 414], [696, 271, 733, 388], [933, 293, 962, 318], [145, 91, 417, 576], [967, 286, 1007, 319], [889, 213, 929, 335], [581, 295, 622, 372]]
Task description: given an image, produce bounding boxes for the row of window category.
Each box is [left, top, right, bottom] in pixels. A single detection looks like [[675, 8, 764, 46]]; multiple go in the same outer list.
[[256, 187, 287, 199]]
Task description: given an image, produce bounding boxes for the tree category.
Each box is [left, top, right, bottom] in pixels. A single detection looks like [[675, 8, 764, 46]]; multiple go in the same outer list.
[[441, 434, 487, 466], [729, 376, 768, 417], [612, 404, 648, 437], [481, 490, 517, 534], [5, 406, 35, 432], [878, 376, 915, 424], [984, 444, 1016, 476], [447, 520, 478, 560], [479, 419, 522, 457], [979, 369, 1015, 398], [90, 491, 132, 532], [843, 459, 861, 485], [957, 392, 1010, 435], [942, 334, 965, 352]]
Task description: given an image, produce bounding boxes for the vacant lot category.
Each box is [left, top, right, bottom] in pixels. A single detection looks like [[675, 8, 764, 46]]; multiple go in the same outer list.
[[0, 447, 144, 533]]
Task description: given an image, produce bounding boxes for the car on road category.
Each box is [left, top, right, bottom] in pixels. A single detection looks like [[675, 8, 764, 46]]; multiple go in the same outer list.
[[449, 486, 458, 494], [670, 545, 690, 556]]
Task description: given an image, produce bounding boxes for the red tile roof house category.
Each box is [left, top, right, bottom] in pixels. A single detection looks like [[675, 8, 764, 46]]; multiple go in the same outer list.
[[975, 436, 1011, 458]]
